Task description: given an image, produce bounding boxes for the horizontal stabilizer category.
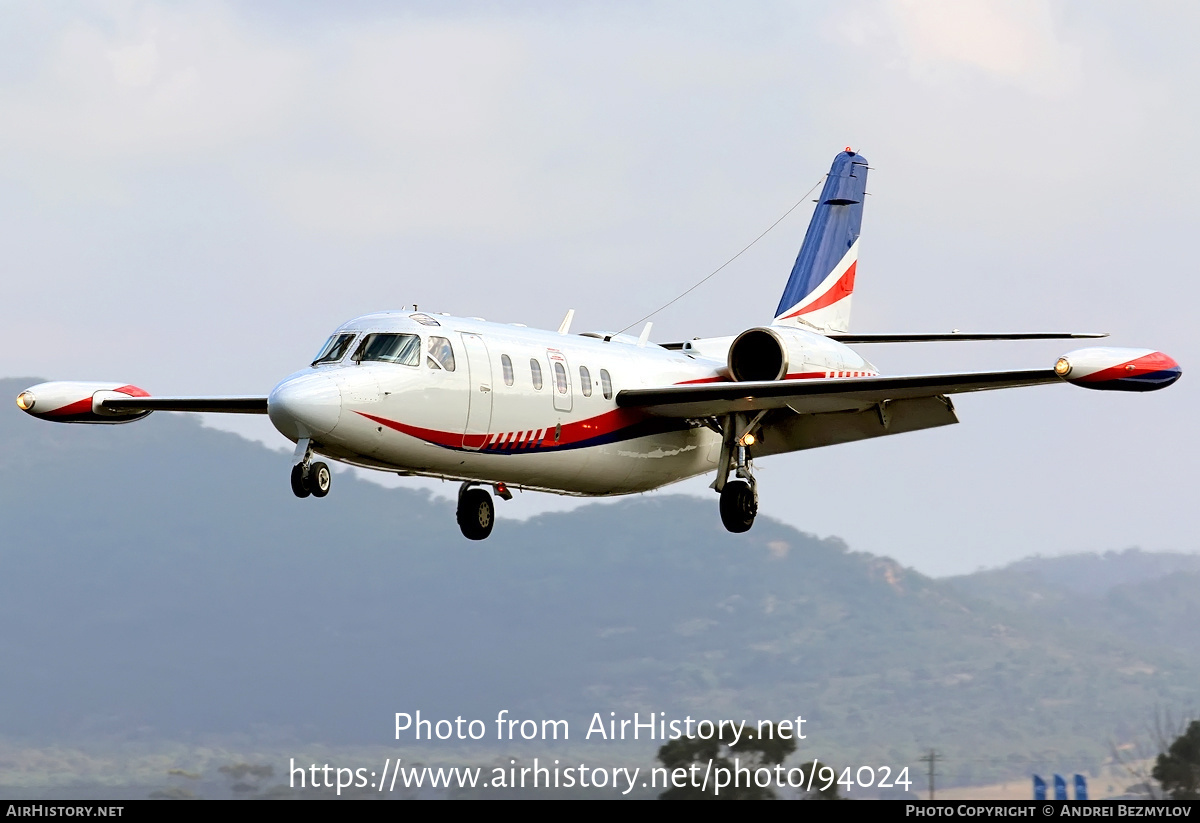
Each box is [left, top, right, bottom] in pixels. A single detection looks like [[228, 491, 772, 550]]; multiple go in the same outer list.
[[827, 332, 1108, 343]]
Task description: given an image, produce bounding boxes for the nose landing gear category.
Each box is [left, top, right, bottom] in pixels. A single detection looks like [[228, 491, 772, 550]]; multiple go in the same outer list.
[[290, 463, 311, 498], [290, 437, 331, 499], [308, 462, 332, 498]]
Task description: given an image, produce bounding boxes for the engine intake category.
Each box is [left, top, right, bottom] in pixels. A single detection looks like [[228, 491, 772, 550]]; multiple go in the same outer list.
[[728, 328, 788, 382]]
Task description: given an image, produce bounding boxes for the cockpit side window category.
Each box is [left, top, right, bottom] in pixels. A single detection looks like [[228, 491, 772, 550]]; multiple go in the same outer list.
[[426, 336, 456, 371], [312, 333, 357, 366], [352, 333, 421, 366]]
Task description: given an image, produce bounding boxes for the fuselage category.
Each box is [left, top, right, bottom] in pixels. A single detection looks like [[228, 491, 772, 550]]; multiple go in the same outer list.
[[266, 311, 877, 496]]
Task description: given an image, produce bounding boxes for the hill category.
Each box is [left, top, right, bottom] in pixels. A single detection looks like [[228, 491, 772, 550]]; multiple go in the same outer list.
[[948, 550, 1200, 656], [2, 377, 1197, 792]]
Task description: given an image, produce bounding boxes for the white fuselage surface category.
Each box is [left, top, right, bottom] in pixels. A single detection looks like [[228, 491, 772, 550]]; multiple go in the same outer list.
[[268, 312, 875, 496]]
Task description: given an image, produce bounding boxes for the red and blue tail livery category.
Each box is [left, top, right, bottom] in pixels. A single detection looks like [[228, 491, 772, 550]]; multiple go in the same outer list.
[[773, 149, 868, 333], [1055, 348, 1182, 391]]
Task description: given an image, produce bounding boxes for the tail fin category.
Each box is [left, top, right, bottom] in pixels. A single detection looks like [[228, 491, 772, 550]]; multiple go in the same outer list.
[[773, 149, 868, 333]]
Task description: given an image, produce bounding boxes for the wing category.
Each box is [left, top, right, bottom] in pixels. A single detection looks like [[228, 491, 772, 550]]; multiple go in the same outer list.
[[616, 368, 1060, 418], [617, 346, 1178, 457], [100, 396, 268, 414], [15, 381, 267, 424]]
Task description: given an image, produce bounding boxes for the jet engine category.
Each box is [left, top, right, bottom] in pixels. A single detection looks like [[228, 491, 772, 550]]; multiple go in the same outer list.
[[727, 326, 872, 381]]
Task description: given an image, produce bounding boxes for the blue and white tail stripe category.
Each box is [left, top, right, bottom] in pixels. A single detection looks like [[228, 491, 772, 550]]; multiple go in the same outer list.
[[774, 149, 868, 333]]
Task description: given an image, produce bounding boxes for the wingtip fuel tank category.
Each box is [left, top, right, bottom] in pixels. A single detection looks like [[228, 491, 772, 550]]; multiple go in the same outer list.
[[1055, 348, 1181, 392], [15, 381, 153, 423]]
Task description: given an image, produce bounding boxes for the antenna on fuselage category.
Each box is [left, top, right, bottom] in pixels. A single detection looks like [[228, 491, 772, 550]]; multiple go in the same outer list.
[[637, 322, 653, 347], [557, 309, 575, 335]]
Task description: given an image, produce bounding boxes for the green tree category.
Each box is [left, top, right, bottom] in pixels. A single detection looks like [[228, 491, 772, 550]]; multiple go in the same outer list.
[[1152, 720, 1200, 799], [656, 730, 796, 800]]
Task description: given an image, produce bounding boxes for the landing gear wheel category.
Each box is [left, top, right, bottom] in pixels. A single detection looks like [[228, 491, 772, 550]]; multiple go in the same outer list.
[[720, 480, 757, 533], [309, 462, 332, 498], [457, 488, 495, 540], [290, 463, 311, 498]]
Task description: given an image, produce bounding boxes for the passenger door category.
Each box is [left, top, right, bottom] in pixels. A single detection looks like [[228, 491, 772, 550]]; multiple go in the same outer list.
[[460, 333, 493, 450]]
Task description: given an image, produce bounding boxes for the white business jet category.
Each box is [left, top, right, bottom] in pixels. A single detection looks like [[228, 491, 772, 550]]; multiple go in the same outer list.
[[15, 150, 1181, 539]]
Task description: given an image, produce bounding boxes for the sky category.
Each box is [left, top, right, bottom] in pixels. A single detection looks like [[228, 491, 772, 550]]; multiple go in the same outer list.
[[2, 0, 1196, 576]]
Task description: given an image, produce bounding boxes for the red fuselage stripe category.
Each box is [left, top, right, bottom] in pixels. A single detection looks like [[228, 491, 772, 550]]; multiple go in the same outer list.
[[354, 406, 657, 452]]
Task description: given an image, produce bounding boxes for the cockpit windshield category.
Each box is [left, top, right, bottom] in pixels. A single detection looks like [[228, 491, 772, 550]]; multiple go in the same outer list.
[[352, 333, 422, 366], [312, 333, 357, 366]]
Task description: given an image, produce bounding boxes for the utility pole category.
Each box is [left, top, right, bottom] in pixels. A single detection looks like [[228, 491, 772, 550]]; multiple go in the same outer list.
[[919, 749, 942, 800]]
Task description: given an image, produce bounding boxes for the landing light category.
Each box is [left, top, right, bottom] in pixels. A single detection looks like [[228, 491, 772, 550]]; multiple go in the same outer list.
[[15, 391, 34, 411], [740, 433, 756, 447], [1054, 357, 1072, 376]]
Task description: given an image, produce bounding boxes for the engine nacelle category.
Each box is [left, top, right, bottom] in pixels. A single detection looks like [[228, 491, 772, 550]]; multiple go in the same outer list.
[[1055, 348, 1181, 392], [727, 326, 872, 381], [15, 381, 152, 423]]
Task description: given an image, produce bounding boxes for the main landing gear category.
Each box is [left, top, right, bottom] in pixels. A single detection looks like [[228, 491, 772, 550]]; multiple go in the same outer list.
[[290, 437, 331, 499], [713, 414, 761, 534], [720, 478, 757, 534], [456, 481, 512, 540]]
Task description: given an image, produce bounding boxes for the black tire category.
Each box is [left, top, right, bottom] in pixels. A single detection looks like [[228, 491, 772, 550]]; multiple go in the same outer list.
[[456, 488, 495, 540], [309, 462, 332, 498], [719, 480, 757, 533], [290, 463, 311, 498]]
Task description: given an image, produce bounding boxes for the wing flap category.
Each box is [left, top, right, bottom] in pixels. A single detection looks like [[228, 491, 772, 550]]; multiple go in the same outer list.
[[616, 369, 1060, 418], [752, 395, 960, 457]]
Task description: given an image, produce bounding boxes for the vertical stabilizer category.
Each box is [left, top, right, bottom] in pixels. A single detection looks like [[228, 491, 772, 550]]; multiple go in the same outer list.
[[773, 149, 868, 333]]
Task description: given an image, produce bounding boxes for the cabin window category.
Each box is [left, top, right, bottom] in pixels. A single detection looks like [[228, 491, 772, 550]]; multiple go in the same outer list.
[[312, 333, 357, 366], [501, 355, 514, 386], [554, 362, 568, 394], [530, 359, 544, 390], [579, 366, 592, 397], [600, 369, 612, 399], [353, 333, 421, 366], [426, 336, 456, 371]]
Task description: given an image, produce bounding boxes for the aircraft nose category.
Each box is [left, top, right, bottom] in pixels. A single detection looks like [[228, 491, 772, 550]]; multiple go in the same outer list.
[[268, 372, 343, 440]]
